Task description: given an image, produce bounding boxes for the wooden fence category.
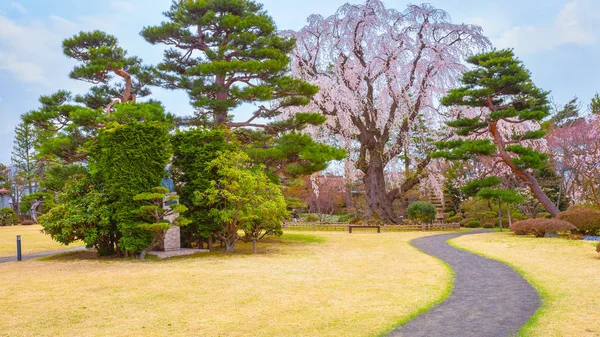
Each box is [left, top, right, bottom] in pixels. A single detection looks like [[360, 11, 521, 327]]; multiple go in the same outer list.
[[283, 222, 460, 231]]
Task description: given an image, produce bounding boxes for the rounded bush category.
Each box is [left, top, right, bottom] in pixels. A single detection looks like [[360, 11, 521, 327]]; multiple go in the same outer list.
[[482, 221, 495, 229], [446, 215, 464, 224], [465, 219, 481, 228], [407, 201, 437, 224], [0, 207, 17, 226], [20, 220, 35, 226], [556, 207, 600, 235], [510, 219, 576, 237]]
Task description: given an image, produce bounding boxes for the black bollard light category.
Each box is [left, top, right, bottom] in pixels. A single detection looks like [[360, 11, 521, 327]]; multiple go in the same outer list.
[[16, 235, 22, 261]]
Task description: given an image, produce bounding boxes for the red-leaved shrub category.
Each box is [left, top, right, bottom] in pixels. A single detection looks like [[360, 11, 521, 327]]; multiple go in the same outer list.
[[510, 219, 576, 237], [556, 207, 600, 235]]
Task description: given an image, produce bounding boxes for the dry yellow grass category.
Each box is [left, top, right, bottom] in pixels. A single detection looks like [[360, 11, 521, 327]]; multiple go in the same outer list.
[[0, 225, 83, 257], [451, 232, 600, 337], [0, 231, 451, 337]]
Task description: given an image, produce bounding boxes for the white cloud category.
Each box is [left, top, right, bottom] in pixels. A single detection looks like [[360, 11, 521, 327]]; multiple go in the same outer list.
[[0, 15, 64, 85], [0, 52, 45, 84], [9, 1, 27, 14], [110, 1, 135, 12], [494, 0, 598, 54]]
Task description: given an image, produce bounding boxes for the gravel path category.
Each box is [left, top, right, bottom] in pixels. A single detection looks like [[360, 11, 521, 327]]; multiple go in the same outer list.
[[0, 246, 87, 263], [388, 230, 540, 337]]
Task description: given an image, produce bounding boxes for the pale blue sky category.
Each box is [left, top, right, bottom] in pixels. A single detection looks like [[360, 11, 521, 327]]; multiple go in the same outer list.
[[1, 0, 599, 164]]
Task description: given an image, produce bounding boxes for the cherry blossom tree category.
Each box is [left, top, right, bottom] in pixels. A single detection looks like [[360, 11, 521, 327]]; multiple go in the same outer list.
[[547, 117, 600, 207], [286, 1, 490, 222]]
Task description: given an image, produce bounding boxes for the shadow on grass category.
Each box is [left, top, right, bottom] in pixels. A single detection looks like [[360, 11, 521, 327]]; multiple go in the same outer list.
[[41, 232, 327, 263]]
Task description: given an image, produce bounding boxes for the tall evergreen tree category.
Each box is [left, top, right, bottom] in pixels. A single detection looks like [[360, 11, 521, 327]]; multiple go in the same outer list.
[[11, 121, 38, 194], [141, 0, 345, 182], [432, 49, 560, 216], [141, 0, 320, 129], [550, 97, 581, 128]]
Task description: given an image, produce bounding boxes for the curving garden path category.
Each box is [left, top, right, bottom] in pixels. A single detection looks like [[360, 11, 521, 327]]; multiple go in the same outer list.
[[389, 230, 540, 337]]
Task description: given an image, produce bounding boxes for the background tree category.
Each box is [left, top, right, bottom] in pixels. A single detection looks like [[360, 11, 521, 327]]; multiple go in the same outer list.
[[11, 121, 38, 195], [547, 116, 600, 207], [287, 1, 490, 223], [432, 49, 560, 216], [132, 186, 191, 259], [548, 97, 581, 128], [590, 93, 600, 115], [196, 150, 287, 253]]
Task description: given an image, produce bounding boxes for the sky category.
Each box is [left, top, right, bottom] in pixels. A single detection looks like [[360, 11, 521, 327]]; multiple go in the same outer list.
[[1, 0, 599, 164]]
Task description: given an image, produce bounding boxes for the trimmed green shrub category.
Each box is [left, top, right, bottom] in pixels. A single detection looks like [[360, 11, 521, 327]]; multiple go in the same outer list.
[[0, 208, 17, 226], [407, 201, 437, 224], [337, 214, 353, 223], [482, 221, 495, 228], [446, 215, 464, 223], [556, 207, 600, 235], [305, 214, 319, 222], [510, 219, 576, 237], [465, 219, 481, 228]]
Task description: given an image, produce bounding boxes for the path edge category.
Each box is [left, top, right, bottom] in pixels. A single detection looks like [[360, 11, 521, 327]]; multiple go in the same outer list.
[[447, 235, 547, 337], [375, 235, 457, 337]]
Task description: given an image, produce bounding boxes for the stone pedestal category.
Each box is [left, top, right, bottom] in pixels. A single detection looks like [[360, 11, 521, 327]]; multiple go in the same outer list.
[[163, 225, 181, 251]]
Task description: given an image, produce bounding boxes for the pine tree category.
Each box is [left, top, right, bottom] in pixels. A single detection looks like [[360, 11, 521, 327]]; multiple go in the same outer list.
[[550, 97, 581, 127], [11, 121, 38, 195], [432, 49, 560, 216], [141, 0, 320, 129], [590, 93, 600, 115], [141, 0, 345, 183]]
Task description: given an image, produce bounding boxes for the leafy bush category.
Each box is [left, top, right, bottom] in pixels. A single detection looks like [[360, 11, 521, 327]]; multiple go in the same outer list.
[[465, 219, 481, 228], [446, 215, 464, 223], [556, 207, 600, 235], [510, 219, 576, 237], [407, 201, 437, 224], [0, 208, 17, 226], [337, 214, 353, 223], [482, 221, 495, 228], [305, 214, 319, 222]]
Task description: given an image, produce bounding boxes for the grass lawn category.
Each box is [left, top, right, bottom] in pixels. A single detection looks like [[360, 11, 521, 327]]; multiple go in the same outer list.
[[0, 225, 84, 258], [0, 231, 451, 337], [451, 232, 600, 337]]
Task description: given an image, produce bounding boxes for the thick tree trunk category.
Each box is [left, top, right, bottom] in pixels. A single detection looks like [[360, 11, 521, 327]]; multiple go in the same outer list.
[[362, 155, 397, 223], [207, 236, 213, 251], [252, 240, 257, 254], [225, 239, 235, 253]]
